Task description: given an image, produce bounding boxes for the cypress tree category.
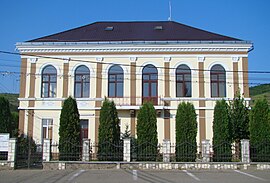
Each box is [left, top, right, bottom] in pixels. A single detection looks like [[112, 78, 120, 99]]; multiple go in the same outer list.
[[137, 102, 158, 161], [0, 96, 12, 135], [249, 98, 270, 162], [212, 100, 232, 162], [98, 98, 121, 160], [230, 92, 249, 160], [175, 102, 197, 162], [59, 96, 81, 161]]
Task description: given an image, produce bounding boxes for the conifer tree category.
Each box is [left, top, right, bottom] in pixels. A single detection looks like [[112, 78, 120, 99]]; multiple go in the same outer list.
[[0, 96, 12, 135], [98, 98, 121, 160], [59, 96, 81, 161], [212, 100, 232, 162], [175, 102, 197, 162], [230, 92, 249, 160], [249, 98, 270, 162], [137, 102, 158, 161]]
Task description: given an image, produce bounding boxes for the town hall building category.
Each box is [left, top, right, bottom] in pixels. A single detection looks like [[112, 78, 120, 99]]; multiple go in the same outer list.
[[16, 21, 253, 145]]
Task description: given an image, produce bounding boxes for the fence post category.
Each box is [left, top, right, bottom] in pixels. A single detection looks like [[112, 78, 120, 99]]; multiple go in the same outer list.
[[43, 139, 51, 161], [241, 139, 250, 163], [163, 139, 170, 163], [82, 138, 90, 161], [123, 138, 131, 162], [8, 138, 17, 168], [202, 139, 210, 162]]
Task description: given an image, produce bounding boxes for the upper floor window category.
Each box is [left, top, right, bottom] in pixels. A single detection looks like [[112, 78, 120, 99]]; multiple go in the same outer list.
[[142, 64, 158, 105], [41, 65, 57, 98], [74, 65, 90, 98], [176, 64, 191, 97], [211, 64, 226, 97], [108, 65, 124, 97]]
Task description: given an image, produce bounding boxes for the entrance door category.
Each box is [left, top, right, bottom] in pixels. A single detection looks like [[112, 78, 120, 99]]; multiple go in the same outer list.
[[80, 120, 89, 141]]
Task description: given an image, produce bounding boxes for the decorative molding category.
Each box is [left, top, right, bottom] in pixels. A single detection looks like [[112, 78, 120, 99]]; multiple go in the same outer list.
[[163, 57, 171, 62], [29, 57, 38, 63], [18, 97, 103, 101], [17, 47, 251, 54], [161, 97, 251, 101], [232, 56, 240, 62], [63, 57, 70, 63], [96, 57, 103, 62], [129, 57, 137, 62], [197, 56, 205, 62]]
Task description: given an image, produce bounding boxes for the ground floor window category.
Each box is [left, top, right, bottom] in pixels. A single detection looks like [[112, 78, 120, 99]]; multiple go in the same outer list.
[[42, 119, 53, 140]]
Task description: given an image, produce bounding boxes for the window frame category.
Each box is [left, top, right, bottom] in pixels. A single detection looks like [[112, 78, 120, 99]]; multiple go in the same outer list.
[[74, 65, 90, 98], [142, 64, 158, 105], [41, 65, 57, 98], [108, 65, 124, 98], [42, 119, 53, 140], [176, 64, 192, 97], [210, 64, 226, 97]]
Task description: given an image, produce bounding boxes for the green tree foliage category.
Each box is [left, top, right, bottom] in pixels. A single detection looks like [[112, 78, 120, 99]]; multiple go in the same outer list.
[[249, 98, 270, 162], [212, 100, 232, 162], [230, 92, 249, 160], [175, 102, 197, 162], [98, 98, 121, 160], [136, 102, 158, 161], [11, 112, 19, 137], [0, 96, 13, 136], [59, 96, 81, 161], [230, 93, 250, 140]]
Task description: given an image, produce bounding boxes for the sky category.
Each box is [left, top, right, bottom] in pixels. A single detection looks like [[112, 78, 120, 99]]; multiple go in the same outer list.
[[0, 0, 270, 93]]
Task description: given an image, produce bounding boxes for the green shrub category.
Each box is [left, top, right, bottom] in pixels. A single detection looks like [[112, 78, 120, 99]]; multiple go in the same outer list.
[[59, 96, 81, 161], [136, 102, 158, 161], [175, 102, 197, 162], [97, 98, 121, 161], [212, 100, 232, 162], [250, 98, 270, 162]]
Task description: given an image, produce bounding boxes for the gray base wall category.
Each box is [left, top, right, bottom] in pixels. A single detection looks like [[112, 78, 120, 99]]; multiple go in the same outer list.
[[43, 162, 270, 171], [0, 161, 14, 170]]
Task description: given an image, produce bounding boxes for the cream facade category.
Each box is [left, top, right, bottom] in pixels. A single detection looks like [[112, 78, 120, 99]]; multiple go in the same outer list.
[[16, 41, 252, 145]]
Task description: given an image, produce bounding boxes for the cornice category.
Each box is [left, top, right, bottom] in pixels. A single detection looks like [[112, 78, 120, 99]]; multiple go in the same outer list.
[[16, 42, 253, 54], [17, 47, 251, 54]]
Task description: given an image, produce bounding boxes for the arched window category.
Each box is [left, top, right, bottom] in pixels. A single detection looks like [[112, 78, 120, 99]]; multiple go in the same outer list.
[[74, 65, 90, 98], [176, 64, 191, 97], [211, 64, 226, 97], [108, 65, 124, 97], [142, 64, 158, 105], [41, 65, 57, 98]]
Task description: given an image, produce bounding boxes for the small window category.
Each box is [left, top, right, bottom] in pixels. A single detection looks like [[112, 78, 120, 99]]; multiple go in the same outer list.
[[154, 26, 163, 30], [42, 119, 53, 140], [105, 26, 114, 31]]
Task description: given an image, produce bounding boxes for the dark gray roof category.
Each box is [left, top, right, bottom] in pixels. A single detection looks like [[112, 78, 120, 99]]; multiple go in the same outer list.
[[28, 21, 240, 42]]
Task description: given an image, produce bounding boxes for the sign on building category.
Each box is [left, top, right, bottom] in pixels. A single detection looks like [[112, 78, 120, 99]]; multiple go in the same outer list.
[[0, 133, 9, 151]]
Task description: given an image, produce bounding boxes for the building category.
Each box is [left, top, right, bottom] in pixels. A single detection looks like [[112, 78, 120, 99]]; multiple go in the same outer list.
[[16, 21, 253, 145]]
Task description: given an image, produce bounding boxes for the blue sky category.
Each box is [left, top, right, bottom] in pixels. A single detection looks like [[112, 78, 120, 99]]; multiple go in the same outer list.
[[0, 0, 270, 93]]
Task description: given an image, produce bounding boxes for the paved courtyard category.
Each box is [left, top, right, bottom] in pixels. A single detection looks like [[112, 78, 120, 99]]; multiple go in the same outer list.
[[0, 169, 269, 183]]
